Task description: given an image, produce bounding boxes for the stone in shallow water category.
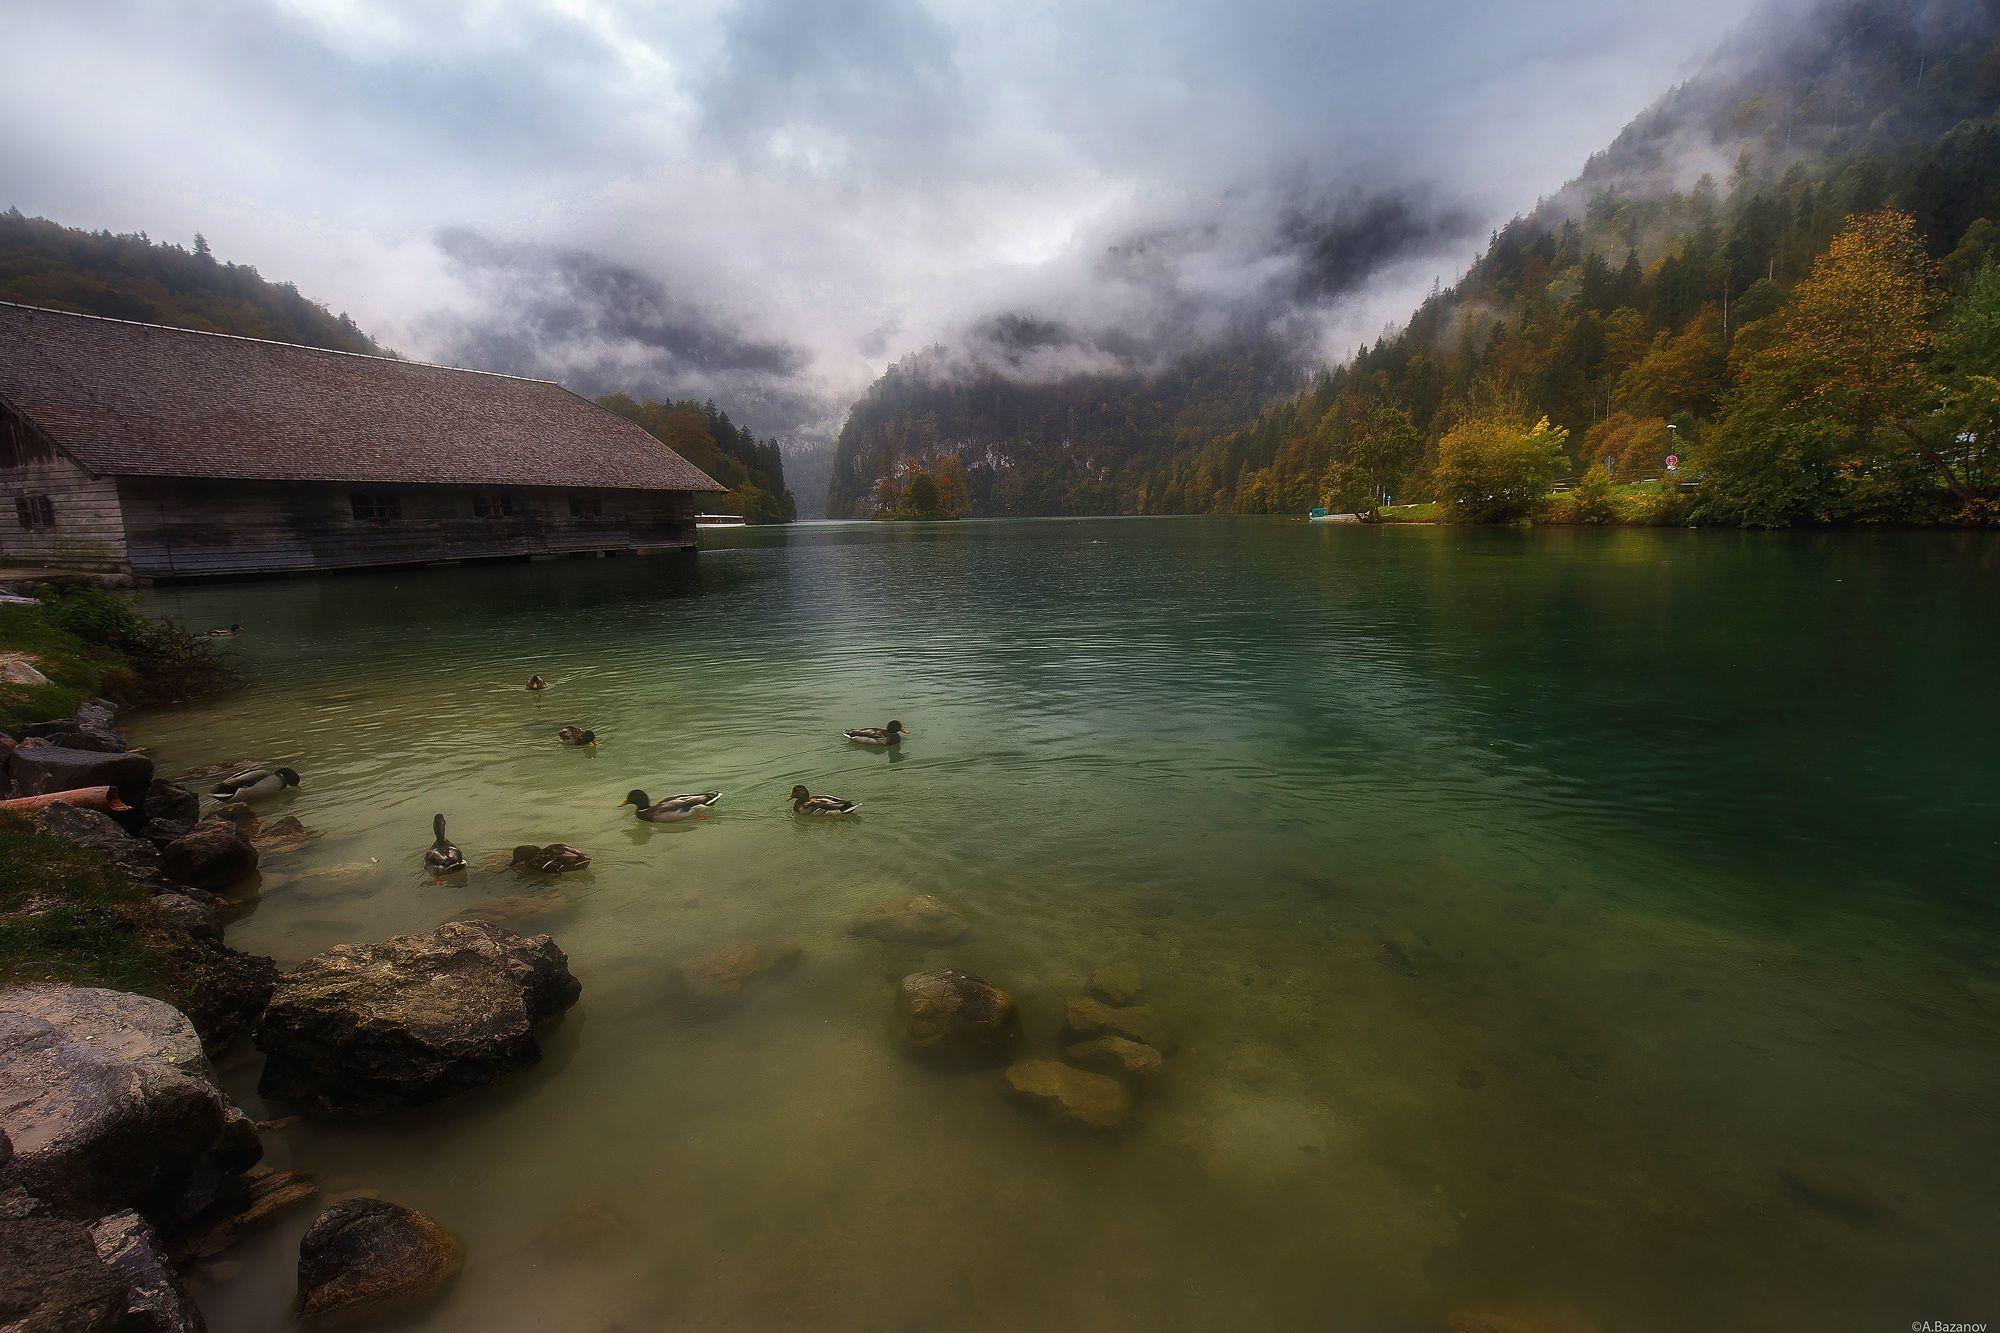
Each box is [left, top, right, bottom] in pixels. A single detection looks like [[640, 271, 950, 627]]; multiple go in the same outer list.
[[898, 970, 1019, 1062], [1064, 995, 1169, 1050], [296, 1198, 462, 1319], [1003, 1059, 1132, 1130], [254, 919, 581, 1113], [1066, 1035, 1164, 1080], [669, 943, 802, 1016], [1089, 964, 1144, 1005], [850, 894, 969, 945], [161, 819, 259, 890]]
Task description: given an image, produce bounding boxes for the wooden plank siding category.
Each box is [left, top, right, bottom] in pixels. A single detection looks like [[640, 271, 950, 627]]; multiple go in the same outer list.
[[0, 401, 129, 570], [117, 478, 699, 582]]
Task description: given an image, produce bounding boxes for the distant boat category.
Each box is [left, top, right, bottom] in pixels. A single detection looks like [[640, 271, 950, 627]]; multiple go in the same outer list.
[[695, 513, 747, 528], [1308, 509, 1361, 524], [1308, 507, 1328, 519]]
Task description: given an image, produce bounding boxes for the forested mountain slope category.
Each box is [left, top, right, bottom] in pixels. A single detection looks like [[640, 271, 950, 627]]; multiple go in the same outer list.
[[830, 0, 2000, 525], [0, 209, 382, 353]]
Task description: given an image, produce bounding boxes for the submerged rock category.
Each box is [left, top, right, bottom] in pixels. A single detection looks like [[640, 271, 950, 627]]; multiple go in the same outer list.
[[0, 985, 260, 1228], [1066, 1035, 1164, 1080], [160, 820, 259, 891], [850, 894, 969, 946], [254, 920, 581, 1113], [1003, 1059, 1132, 1130], [1064, 996, 1170, 1050], [1088, 964, 1144, 1006], [252, 816, 314, 856], [669, 943, 801, 1017], [898, 970, 1020, 1062], [296, 1198, 462, 1320]]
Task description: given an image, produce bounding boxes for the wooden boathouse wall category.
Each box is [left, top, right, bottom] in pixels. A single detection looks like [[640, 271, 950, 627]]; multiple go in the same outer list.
[[115, 479, 698, 582], [0, 399, 129, 571]]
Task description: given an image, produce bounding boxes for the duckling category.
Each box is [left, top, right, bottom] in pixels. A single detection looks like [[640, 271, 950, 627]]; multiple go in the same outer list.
[[558, 726, 598, 747], [206, 623, 243, 639], [788, 784, 860, 816], [842, 720, 909, 747], [526, 675, 549, 691], [211, 766, 300, 803], [426, 813, 466, 873], [510, 843, 590, 873], [620, 788, 721, 823]]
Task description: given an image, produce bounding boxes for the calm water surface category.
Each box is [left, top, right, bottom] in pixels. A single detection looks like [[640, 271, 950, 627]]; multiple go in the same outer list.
[[132, 518, 2000, 1332]]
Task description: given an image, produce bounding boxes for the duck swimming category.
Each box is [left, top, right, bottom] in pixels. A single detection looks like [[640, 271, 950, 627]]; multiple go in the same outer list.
[[558, 726, 598, 746], [620, 789, 722, 822], [211, 766, 300, 803], [788, 785, 860, 816], [511, 843, 590, 873], [842, 720, 909, 747], [426, 813, 466, 873], [526, 675, 549, 691], [206, 623, 243, 639]]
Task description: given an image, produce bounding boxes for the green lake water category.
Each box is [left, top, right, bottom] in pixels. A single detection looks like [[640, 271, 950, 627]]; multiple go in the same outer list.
[[130, 517, 2000, 1331]]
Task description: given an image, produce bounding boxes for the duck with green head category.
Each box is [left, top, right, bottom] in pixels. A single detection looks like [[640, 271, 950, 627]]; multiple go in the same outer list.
[[621, 789, 722, 822], [842, 720, 909, 747], [788, 785, 860, 816], [558, 726, 597, 746], [211, 766, 300, 804]]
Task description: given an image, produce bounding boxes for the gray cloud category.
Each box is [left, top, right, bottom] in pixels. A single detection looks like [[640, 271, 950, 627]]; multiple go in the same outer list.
[[0, 0, 1781, 447]]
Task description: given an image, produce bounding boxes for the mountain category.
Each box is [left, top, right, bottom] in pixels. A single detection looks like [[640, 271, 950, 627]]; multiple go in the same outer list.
[[827, 0, 2000, 523], [0, 209, 383, 354]]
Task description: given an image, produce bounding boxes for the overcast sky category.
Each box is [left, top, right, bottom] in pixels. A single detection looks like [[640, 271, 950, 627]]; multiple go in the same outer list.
[[1, 0, 1765, 441]]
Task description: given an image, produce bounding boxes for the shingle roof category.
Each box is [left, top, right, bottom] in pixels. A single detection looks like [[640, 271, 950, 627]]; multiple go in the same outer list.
[[0, 301, 723, 492]]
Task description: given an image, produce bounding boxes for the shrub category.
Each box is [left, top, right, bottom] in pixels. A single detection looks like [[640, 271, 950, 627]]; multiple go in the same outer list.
[[1433, 416, 1571, 523], [1570, 464, 1616, 523]]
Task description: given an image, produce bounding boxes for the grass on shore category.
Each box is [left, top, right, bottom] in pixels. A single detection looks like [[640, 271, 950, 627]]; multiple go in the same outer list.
[[0, 602, 129, 731], [0, 813, 169, 997]]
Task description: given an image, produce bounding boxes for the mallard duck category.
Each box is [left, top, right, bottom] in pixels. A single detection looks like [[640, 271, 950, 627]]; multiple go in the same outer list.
[[526, 675, 549, 691], [426, 813, 466, 873], [620, 789, 721, 822], [511, 843, 590, 873], [558, 726, 598, 746], [788, 785, 859, 816], [842, 720, 909, 747], [211, 766, 300, 803], [206, 623, 243, 639]]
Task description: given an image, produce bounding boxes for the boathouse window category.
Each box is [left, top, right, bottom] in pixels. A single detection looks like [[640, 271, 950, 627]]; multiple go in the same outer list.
[[15, 494, 54, 529], [569, 494, 603, 518], [471, 493, 514, 518], [350, 493, 401, 522]]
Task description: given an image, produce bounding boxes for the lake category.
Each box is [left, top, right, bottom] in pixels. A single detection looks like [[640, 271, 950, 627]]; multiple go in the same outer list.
[[132, 517, 2000, 1331]]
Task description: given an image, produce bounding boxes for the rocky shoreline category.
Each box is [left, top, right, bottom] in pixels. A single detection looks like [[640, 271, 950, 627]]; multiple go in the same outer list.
[[1, 696, 578, 1329]]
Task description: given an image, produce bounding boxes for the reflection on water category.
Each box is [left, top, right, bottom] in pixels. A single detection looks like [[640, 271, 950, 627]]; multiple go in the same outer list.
[[136, 519, 2000, 1331]]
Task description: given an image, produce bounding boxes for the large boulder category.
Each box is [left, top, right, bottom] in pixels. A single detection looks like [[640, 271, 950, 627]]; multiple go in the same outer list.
[[254, 920, 582, 1113], [7, 742, 153, 808], [850, 894, 969, 946], [0, 1207, 140, 1332], [1003, 1059, 1133, 1130], [33, 803, 162, 881], [159, 820, 258, 891], [88, 1211, 205, 1333], [897, 970, 1020, 1062], [0, 986, 260, 1228], [296, 1198, 462, 1319]]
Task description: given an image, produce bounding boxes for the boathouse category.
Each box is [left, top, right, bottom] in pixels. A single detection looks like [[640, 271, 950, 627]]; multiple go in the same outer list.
[[0, 301, 723, 581]]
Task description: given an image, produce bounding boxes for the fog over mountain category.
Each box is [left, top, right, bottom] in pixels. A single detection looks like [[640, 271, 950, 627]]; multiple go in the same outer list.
[[4, 0, 1791, 444]]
